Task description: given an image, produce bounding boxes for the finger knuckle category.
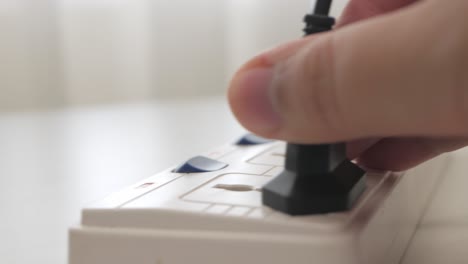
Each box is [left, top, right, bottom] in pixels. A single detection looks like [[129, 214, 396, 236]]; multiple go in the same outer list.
[[446, 19, 468, 133], [295, 35, 345, 137]]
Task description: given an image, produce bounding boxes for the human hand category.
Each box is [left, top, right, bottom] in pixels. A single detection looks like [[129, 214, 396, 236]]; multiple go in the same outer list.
[[228, 0, 468, 171]]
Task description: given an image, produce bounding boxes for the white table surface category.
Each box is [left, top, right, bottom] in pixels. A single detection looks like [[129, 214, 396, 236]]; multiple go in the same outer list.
[[0, 96, 467, 264]]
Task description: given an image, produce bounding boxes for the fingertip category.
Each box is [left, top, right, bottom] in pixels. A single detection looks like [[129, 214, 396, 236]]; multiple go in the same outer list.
[[227, 38, 312, 138], [346, 138, 381, 159], [228, 66, 282, 138], [356, 138, 440, 171]]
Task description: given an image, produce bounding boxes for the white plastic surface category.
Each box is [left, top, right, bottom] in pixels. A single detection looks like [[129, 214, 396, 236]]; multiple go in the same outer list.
[[69, 139, 450, 264]]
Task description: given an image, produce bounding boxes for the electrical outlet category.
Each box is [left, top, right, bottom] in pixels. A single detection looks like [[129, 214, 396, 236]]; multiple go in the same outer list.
[[69, 137, 450, 264]]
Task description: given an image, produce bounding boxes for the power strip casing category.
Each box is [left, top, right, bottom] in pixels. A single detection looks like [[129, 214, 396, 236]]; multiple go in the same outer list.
[[69, 139, 450, 264]]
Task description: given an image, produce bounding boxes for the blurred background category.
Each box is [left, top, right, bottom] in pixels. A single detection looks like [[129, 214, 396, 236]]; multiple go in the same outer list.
[[0, 0, 348, 112], [3, 2, 468, 264], [0, 2, 350, 263]]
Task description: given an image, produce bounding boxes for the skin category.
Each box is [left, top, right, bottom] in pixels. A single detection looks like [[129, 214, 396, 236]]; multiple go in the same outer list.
[[228, 0, 468, 171]]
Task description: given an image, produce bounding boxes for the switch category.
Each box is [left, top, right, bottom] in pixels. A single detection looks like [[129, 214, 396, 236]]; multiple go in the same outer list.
[[173, 156, 228, 173], [236, 134, 272, 146]]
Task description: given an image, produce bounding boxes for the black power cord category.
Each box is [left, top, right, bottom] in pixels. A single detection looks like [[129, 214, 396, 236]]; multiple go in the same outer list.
[[304, 0, 335, 35], [310, 0, 332, 15], [262, 0, 367, 215]]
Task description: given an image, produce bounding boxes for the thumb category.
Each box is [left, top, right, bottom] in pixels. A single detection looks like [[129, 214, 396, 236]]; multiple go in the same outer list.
[[228, 0, 468, 143]]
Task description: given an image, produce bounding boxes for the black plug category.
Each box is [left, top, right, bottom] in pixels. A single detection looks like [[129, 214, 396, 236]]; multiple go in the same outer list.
[[261, 0, 366, 215]]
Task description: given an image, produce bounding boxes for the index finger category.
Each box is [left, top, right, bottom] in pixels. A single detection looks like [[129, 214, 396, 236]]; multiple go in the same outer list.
[[338, 0, 419, 26]]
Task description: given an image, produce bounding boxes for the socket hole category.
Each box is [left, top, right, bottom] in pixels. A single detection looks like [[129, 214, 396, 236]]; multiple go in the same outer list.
[[271, 152, 285, 157], [213, 184, 261, 192], [136, 182, 154, 189]]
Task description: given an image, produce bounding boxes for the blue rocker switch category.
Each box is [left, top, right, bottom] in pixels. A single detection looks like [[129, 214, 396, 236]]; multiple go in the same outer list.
[[236, 134, 273, 146], [173, 156, 228, 173]]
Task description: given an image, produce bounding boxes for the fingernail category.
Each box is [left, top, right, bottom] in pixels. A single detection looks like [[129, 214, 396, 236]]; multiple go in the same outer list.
[[230, 67, 281, 135]]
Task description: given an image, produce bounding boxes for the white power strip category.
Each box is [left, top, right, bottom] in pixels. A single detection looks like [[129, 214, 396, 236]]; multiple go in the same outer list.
[[69, 136, 450, 264]]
